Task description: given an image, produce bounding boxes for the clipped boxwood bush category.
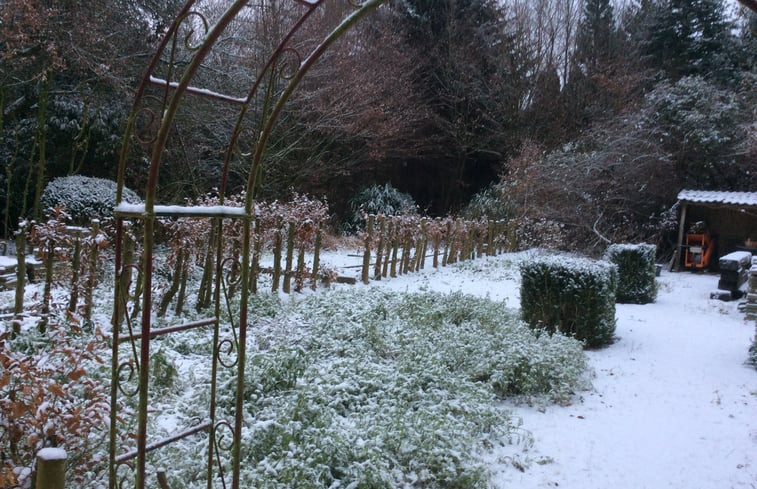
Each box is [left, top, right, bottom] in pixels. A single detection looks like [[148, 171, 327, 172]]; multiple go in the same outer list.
[[520, 256, 618, 347], [41, 175, 141, 223], [605, 243, 657, 304]]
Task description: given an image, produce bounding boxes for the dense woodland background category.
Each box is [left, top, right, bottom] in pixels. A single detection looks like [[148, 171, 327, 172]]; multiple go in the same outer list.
[[1, 0, 755, 254]]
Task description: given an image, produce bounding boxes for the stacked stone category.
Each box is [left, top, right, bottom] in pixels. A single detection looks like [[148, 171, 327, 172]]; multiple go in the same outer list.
[[717, 251, 752, 299], [746, 256, 757, 321]]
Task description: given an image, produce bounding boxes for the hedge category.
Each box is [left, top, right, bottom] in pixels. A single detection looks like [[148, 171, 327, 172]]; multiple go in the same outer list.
[[520, 256, 618, 347], [604, 243, 657, 304]]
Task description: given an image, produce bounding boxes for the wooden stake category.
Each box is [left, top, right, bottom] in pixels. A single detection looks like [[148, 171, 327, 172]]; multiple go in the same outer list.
[[283, 222, 295, 293], [35, 447, 66, 489], [311, 229, 321, 291], [362, 215, 374, 285]]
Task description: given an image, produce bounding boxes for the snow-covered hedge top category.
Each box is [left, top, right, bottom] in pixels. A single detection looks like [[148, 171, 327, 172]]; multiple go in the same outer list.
[[605, 243, 655, 254], [41, 176, 141, 222], [521, 254, 617, 280]]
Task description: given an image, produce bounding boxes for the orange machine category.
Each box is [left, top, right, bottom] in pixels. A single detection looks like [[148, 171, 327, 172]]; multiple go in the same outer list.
[[684, 232, 714, 269]]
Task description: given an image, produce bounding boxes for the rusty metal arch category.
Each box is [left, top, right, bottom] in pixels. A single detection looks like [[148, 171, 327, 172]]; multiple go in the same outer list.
[[109, 2, 383, 488]]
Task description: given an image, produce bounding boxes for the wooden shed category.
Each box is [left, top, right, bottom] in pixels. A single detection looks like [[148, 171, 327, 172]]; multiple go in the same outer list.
[[673, 190, 757, 271]]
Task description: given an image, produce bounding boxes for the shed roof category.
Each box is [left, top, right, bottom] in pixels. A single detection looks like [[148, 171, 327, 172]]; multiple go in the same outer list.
[[677, 190, 757, 207]]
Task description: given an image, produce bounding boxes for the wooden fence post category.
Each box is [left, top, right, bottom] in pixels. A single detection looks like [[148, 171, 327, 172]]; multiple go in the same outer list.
[[374, 215, 385, 280], [311, 229, 321, 291], [382, 219, 393, 278], [14, 220, 27, 322], [35, 447, 66, 489], [283, 222, 295, 293], [84, 220, 100, 321], [175, 249, 189, 316], [40, 239, 54, 332], [272, 228, 282, 292], [418, 218, 428, 270], [362, 215, 374, 285], [68, 231, 82, 312], [250, 220, 262, 294], [295, 243, 306, 292]]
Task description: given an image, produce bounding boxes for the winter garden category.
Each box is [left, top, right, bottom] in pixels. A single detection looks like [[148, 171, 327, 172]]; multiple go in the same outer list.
[[1, 175, 756, 488], [2, 0, 757, 488]]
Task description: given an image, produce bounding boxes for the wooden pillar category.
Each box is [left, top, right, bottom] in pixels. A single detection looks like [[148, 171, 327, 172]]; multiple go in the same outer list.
[[36, 447, 67, 489], [672, 202, 688, 272]]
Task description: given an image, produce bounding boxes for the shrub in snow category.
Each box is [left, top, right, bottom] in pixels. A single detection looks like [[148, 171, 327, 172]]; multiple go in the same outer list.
[[462, 185, 512, 221], [41, 175, 141, 223], [604, 243, 657, 304], [520, 256, 618, 347], [187, 289, 589, 488], [344, 183, 417, 233]]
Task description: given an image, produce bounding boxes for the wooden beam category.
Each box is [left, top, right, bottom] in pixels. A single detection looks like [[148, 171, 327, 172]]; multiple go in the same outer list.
[[672, 202, 688, 272]]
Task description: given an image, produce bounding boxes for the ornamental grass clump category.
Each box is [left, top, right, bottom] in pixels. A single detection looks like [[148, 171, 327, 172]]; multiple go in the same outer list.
[[520, 256, 618, 347], [604, 243, 657, 304]]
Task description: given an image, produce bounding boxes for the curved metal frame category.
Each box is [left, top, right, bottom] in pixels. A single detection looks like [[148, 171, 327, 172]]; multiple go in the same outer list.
[[109, 2, 384, 488]]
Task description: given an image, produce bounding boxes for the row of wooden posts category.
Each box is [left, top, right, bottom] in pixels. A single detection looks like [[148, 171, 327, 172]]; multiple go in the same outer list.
[[153, 215, 510, 317], [357, 215, 510, 285], [8, 220, 103, 334], [8, 214, 511, 326]]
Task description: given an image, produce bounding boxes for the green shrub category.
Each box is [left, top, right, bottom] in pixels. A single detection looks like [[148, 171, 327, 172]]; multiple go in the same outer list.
[[344, 183, 417, 233], [41, 175, 141, 223], [461, 185, 512, 221], [195, 289, 589, 488], [604, 243, 657, 304], [520, 256, 618, 347]]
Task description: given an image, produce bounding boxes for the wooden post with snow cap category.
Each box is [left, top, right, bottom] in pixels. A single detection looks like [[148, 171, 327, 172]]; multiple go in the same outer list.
[[36, 447, 66, 489]]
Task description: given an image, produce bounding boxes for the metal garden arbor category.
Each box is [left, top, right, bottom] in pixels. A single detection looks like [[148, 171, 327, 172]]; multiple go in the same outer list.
[[109, 2, 383, 488]]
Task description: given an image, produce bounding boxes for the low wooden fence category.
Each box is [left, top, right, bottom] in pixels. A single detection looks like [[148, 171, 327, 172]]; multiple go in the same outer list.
[[357, 215, 509, 285]]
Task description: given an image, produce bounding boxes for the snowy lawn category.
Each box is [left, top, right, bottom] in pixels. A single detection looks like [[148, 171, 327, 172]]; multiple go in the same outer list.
[[345, 251, 757, 488]]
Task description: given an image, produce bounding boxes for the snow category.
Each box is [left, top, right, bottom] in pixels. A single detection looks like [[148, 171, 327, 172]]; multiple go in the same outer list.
[[37, 447, 67, 461], [322, 251, 757, 488], [114, 203, 248, 217]]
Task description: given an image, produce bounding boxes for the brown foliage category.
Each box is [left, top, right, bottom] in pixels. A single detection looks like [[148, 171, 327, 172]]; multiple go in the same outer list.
[[0, 321, 112, 488]]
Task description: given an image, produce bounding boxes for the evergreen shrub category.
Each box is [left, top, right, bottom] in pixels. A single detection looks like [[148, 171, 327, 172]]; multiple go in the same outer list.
[[605, 243, 657, 304], [40, 175, 141, 223], [461, 184, 512, 221], [520, 256, 618, 347], [344, 183, 416, 233]]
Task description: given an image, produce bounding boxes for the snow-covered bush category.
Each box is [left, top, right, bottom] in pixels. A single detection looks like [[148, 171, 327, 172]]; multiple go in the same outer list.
[[461, 185, 512, 221], [40, 176, 141, 223], [183, 289, 589, 488], [344, 183, 417, 233], [605, 243, 657, 304], [520, 256, 618, 347]]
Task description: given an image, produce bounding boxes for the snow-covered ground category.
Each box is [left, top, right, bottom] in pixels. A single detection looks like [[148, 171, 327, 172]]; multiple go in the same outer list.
[[325, 250, 757, 489]]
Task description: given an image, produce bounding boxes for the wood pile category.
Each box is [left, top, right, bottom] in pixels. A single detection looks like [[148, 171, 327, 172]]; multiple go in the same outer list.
[[0, 256, 41, 291]]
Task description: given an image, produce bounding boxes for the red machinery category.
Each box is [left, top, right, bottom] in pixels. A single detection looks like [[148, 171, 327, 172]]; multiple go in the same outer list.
[[685, 231, 714, 269]]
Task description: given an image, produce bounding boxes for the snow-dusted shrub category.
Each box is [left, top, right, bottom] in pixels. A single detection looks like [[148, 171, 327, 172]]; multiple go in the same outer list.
[[344, 183, 417, 233], [605, 243, 657, 304], [195, 289, 588, 488], [462, 185, 512, 221], [520, 256, 618, 347], [40, 176, 141, 223]]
